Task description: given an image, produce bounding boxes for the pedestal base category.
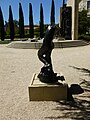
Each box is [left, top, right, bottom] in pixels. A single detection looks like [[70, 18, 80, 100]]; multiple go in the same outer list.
[[28, 73, 68, 101]]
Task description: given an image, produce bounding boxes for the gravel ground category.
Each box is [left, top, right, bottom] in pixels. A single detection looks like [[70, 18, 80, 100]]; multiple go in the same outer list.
[[0, 44, 90, 120]]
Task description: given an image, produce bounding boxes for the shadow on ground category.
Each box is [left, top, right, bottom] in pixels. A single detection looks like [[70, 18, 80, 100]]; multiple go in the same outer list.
[[45, 66, 90, 120], [69, 66, 90, 98], [45, 82, 90, 119], [69, 66, 90, 76]]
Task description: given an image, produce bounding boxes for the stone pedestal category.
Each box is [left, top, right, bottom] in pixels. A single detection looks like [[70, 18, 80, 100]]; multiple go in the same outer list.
[[28, 73, 68, 101]]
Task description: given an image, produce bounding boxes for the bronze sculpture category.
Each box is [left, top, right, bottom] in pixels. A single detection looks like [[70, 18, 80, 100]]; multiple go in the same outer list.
[[38, 26, 64, 83]]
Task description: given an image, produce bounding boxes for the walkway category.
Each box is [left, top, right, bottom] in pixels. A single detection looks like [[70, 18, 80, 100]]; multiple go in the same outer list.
[[0, 44, 90, 120]]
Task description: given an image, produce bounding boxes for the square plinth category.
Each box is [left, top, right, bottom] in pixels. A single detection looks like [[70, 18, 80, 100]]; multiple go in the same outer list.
[[28, 73, 68, 101]]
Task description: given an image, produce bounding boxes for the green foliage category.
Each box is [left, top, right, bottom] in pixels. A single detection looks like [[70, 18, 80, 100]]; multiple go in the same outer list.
[[78, 9, 90, 35], [19, 3, 24, 38], [0, 40, 11, 44], [34, 27, 40, 38], [78, 34, 90, 41], [50, 0, 55, 26], [40, 3, 44, 38], [9, 5, 15, 41], [0, 7, 5, 41], [13, 20, 19, 35], [29, 3, 34, 38], [5, 21, 10, 35], [5, 20, 19, 36]]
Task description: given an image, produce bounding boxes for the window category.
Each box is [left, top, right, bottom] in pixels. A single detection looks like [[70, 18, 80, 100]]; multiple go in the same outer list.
[[87, 1, 90, 9]]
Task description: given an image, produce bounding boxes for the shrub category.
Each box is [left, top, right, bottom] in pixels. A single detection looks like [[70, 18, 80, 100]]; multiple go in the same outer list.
[[78, 34, 90, 41]]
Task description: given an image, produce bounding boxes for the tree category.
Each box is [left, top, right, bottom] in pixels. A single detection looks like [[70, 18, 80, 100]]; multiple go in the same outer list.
[[78, 9, 90, 35], [19, 3, 24, 38], [29, 3, 34, 38], [9, 5, 15, 41], [50, 0, 55, 26], [40, 3, 44, 38], [0, 7, 5, 41], [13, 20, 19, 35], [5, 20, 19, 36]]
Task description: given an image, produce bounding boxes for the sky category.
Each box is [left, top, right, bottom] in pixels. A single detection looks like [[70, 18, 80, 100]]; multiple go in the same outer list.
[[0, 0, 64, 25]]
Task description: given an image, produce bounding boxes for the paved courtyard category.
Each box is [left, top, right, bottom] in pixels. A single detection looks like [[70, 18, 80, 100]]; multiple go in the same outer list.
[[0, 44, 90, 120]]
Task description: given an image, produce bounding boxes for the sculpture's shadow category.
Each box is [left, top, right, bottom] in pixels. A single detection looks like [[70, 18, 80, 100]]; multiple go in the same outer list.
[[69, 84, 84, 95], [67, 84, 84, 101]]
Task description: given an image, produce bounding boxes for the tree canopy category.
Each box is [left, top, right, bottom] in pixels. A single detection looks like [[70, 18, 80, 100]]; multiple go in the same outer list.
[[50, 0, 55, 26], [78, 9, 90, 35], [0, 7, 5, 41], [40, 3, 44, 38], [29, 3, 34, 38], [9, 5, 15, 40], [19, 3, 24, 38]]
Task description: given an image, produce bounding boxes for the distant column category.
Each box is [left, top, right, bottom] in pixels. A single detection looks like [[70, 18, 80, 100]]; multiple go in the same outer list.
[[67, 0, 81, 40]]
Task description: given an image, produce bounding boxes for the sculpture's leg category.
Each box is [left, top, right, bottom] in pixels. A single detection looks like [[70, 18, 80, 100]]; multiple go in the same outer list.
[[38, 47, 48, 65], [45, 50, 53, 71]]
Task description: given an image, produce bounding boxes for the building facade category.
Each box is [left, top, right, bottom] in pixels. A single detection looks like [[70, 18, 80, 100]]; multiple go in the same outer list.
[[79, 0, 90, 17], [67, 0, 81, 40], [60, 0, 89, 40]]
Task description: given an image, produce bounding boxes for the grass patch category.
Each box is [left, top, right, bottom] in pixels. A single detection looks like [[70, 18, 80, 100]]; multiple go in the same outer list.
[[0, 40, 11, 44]]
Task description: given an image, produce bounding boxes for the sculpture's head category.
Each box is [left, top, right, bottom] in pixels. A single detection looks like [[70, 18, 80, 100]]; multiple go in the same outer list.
[[47, 25, 55, 31]]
